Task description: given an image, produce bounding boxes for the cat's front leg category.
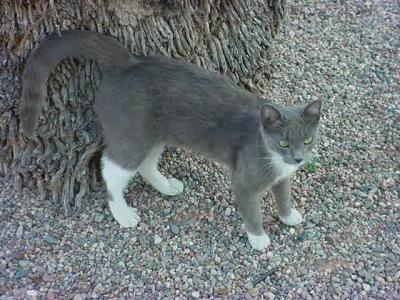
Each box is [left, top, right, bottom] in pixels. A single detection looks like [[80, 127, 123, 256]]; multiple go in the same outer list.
[[271, 177, 303, 226], [234, 188, 270, 251]]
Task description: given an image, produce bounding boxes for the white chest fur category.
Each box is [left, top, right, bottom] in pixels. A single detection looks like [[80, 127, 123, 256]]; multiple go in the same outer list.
[[271, 154, 298, 184]]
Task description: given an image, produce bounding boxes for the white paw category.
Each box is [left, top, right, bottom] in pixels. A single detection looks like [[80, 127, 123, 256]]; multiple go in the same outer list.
[[279, 208, 303, 226], [247, 231, 271, 251], [159, 178, 184, 196], [109, 202, 141, 228]]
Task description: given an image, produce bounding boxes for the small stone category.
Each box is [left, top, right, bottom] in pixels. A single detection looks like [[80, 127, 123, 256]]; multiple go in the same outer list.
[[375, 276, 385, 284], [26, 290, 39, 299], [265, 291, 275, 300], [249, 288, 259, 296], [170, 224, 180, 235], [18, 260, 30, 267], [42, 274, 54, 282], [95, 214, 104, 223], [159, 209, 171, 217], [16, 224, 24, 238], [44, 235, 58, 245], [225, 207, 232, 216], [0, 261, 6, 273], [118, 261, 125, 267], [154, 235, 162, 245], [298, 230, 316, 241], [362, 283, 371, 291], [191, 291, 200, 298], [215, 256, 221, 264], [73, 293, 86, 300], [14, 269, 28, 279], [46, 291, 59, 300]]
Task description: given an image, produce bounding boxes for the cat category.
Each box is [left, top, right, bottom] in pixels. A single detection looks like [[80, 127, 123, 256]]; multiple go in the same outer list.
[[19, 30, 322, 250]]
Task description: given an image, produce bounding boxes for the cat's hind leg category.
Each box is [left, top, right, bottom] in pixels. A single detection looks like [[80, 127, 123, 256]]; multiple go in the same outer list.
[[101, 155, 140, 228], [138, 145, 184, 196]]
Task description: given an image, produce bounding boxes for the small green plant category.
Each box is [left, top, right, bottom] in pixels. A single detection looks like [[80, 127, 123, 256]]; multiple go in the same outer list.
[[305, 157, 320, 173]]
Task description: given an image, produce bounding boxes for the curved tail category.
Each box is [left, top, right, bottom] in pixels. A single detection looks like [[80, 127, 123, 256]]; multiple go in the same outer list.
[[19, 30, 132, 137]]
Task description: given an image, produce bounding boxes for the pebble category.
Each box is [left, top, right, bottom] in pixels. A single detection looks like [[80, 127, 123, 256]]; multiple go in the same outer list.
[[16, 224, 24, 238], [18, 260, 30, 267], [154, 234, 162, 245], [362, 283, 371, 292], [0, 261, 6, 273], [225, 207, 232, 216], [44, 235, 57, 244], [95, 214, 104, 222], [170, 224, 180, 235], [191, 291, 200, 298], [14, 269, 28, 279], [265, 291, 275, 300], [375, 276, 385, 284], [26, 290, 39, 299], [73, 294, 86, 300]]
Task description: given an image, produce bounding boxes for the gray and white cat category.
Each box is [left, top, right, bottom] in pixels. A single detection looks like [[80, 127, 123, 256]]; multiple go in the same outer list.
[[20, 31, 322, 250]]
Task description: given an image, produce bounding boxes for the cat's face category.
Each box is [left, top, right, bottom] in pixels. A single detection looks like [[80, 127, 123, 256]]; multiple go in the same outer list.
[[260, 100, 322, 167]]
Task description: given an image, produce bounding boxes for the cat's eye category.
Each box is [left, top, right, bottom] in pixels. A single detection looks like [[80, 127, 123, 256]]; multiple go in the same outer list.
[[279, 140, 290, 148], [304, 137, 313, 145]]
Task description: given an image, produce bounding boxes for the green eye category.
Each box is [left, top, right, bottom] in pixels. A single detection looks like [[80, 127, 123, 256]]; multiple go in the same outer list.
[[279, 140, 290, 148], [304, 137, 314, 145]]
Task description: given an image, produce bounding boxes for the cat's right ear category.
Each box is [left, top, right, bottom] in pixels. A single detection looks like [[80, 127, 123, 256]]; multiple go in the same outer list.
[[260, 104, 282, 129]]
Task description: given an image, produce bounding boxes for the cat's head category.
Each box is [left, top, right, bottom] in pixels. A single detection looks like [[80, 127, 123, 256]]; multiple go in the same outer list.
[[259, 100, 322, 167]]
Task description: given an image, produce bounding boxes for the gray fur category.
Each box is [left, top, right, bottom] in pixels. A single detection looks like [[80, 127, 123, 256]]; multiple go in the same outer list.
[[20, 30, 322, 247]]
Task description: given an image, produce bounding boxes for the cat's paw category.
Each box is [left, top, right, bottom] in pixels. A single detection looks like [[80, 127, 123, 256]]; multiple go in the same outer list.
[[247, 231, 271, 251], [159, 178, 184, 196], [109, 202, 141, 228], [279, 208, 303, 226]]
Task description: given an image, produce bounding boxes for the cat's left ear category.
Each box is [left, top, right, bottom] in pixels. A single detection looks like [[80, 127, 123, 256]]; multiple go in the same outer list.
[[302, 100, 322, 121]]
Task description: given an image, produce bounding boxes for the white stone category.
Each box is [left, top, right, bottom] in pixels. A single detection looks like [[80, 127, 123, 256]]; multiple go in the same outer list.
[[154, 235, 162, 245], [192, 291, 200, 298]]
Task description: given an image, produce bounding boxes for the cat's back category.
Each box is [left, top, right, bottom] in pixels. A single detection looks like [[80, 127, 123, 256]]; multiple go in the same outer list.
[[126, 56, 254, 105]]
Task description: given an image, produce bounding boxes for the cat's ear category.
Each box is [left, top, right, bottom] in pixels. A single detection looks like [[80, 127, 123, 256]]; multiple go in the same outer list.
[[260, 104, 282, 129], [302, 100, 322, 121]]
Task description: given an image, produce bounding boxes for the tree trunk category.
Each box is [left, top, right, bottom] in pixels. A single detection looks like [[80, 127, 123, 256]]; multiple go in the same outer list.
[[0, 0, 285, 215]]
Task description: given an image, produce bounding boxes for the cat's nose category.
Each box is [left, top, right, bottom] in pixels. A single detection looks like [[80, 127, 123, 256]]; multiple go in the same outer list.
[[294, 158, 303, 163]]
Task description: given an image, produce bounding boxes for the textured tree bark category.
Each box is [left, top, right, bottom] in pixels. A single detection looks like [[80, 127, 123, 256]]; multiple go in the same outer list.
[[0, 0, 285, 215]]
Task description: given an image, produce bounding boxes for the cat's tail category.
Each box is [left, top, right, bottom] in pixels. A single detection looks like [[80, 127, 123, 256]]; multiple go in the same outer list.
[[19, 30, 132, 137]]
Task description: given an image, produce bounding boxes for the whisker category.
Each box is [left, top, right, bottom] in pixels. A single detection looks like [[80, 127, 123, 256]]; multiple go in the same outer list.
[[256, 160, 277, 176]]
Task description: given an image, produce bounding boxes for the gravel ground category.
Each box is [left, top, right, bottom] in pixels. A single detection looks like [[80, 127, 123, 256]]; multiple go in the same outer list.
[[1, 0, 399, 299]]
